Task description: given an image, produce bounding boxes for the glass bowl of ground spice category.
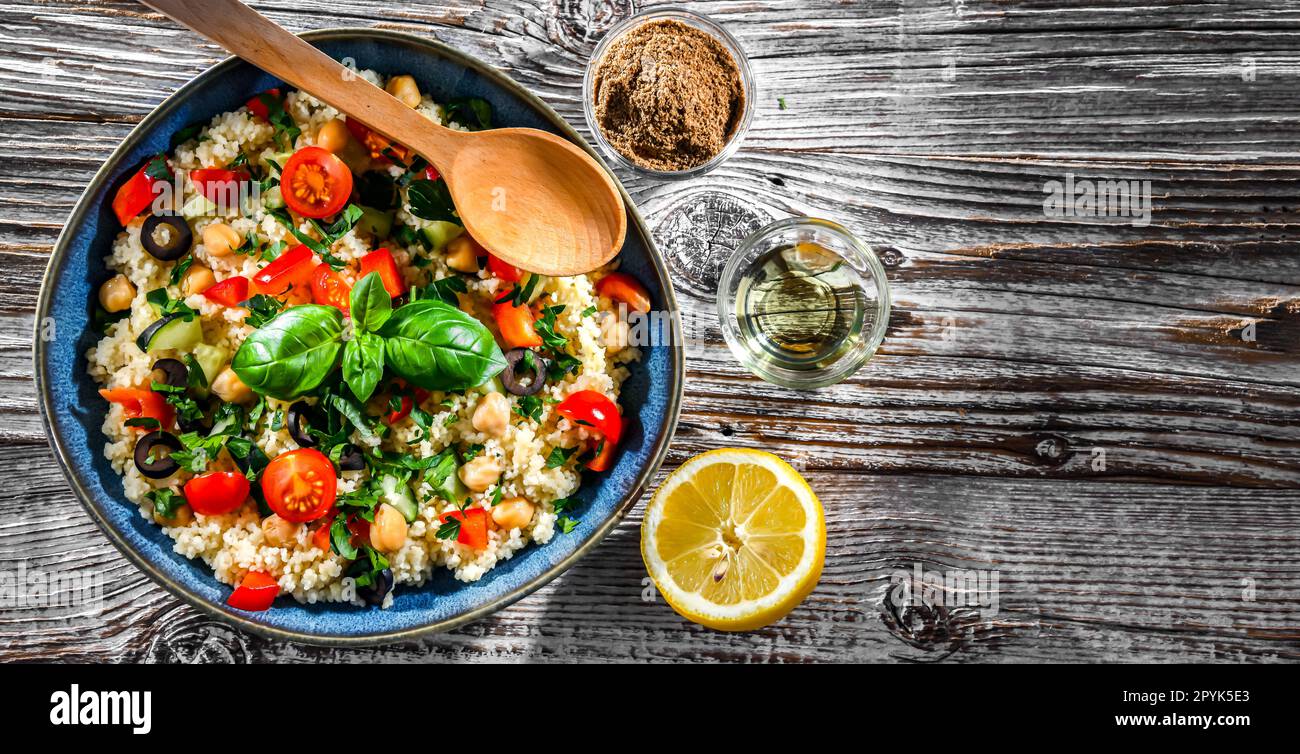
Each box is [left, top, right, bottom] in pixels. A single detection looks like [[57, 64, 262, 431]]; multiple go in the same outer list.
[[584, 7, 755, 179]]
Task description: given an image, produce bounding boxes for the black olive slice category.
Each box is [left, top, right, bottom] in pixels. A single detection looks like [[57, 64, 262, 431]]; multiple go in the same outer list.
[[286, 401, 319, 447], [140, 213, 193, 261], [358, 568, 394, 606], [337, 444, 365, 471], [150, 358, 188, 389], [500, 348, 547, 396], [134, 431, 182, 479]]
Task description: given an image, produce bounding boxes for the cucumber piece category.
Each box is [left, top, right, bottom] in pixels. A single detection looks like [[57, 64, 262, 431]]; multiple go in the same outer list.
[[181, 193, 217, 219], [419, 221, 463, 252], [380, 474, 419, 523], [190, 343, 229, 396], [358, 206, 394, 239], [477, 376, 505, 394], [136, 313, 203, 354], [261, 185, 284, 210], [428, 452, 465, 504], [521, 273, 547, 304]]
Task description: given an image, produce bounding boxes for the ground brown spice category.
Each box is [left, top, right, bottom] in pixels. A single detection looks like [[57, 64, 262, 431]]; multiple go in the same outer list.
[[591, 19, 745, 172]]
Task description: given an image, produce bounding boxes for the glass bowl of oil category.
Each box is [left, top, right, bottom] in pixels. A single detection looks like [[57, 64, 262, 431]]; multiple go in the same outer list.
[[717, 218, 891, 389]]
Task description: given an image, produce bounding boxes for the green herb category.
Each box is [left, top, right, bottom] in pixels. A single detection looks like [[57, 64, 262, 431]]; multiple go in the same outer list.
[[557, 516, 579, 534], [342, 331, 384, 403], [416, 275, 467, 307], [494, 274, 539, 306], [490, 485, 503, 506], [552, 496, 578, 514], [183, 353, 208, 390], [461, 443, 485, 463], [348, 545, 390, 588], [258, 92, 301, 151], [580, 305, 597, 318], [270, 409, 285, 431], [170, 122, 205, 149], [330, 513, 358, 559], [145, 488, 186, 519], [546, 353, 582, 382], [143, 154, 170, 181], [145, 288, 199, 321], [436, 516, 461, 541], [546, 446, 579, 469], [349, 272, 393, 333], [268, 208, 351, 270], [778, 97, 788, 110], [406, 178, 460, 225], [242, 294, 285, 328], [514, 394, 544, 424], [124, 417, 161, 431], [151, 381, 204, 425], [379, 300, 507, 391], [170, 432, 227, 473], [168, 256, 193, 287], [533, 304, 568, 350], [444, 97, 492, 130], [231, 304, 344, 400], [92, 306, 130, 335]]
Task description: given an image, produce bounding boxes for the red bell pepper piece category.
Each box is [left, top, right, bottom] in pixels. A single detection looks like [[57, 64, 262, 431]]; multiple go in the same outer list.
[[486, 253, 523, 283], [251, 244, 316, 296], [440, 508, 489, 550], [190, 168, 249, 209], [311, 522, 331, 552], [358, 248, 405, 298], [203, 275, 250, 308], [99, 387, 174, 431], [585, 437, 616, 472], [595, 272, 652, 314], [385, 385, 430, 425], [492, 300, 543, 349], [111, 157, 169, 226], [226, 570, 280, 611], [245, 88, 282, 121]]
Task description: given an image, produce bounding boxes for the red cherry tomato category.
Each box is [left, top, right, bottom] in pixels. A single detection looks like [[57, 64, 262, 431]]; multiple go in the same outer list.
[[184, 471, 251, 516], [99, 387, 174, 431], [261, 448, 338, 523], [486, 253, 523, 283], [585, 437, 616, 472], [190, 168, 249, 209], [492, 300, 543, 349], [251, 244, 316, 296], [358, 248, 405, 298], [311, 264, 352, 311], [245, 88, 282, 120], [227, 570, 279, 611], [595, 272, 652, 314], [440, 508, 490, 550], [423, 165, 440, 182], [112, 158, 169, 226], [280, 146, 353, 219], [311, 522, 331, 552], [344, 118, 413, 163], [203, 275, 250, 307], [556, 390, 623, 444]]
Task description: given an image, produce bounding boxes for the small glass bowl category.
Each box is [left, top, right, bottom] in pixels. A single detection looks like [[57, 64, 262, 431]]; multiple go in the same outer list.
[[718, 218, 892, 390], [582, 7, 755, 180]]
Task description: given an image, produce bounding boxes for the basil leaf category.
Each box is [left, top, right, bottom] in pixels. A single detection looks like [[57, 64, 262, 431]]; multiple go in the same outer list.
[[444, 97, 492, 130], [350, 271, 392, 333], [379, 300, 506, 391], [231, 305, 344, 399], [342, 332, 385, 403], [406, 178, 460, 225]]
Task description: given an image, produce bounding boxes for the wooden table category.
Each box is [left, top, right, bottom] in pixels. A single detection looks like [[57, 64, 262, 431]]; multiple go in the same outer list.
[[2, 0, 1298, 663]]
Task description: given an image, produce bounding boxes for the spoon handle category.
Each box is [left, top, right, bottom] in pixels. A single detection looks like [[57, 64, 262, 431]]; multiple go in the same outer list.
[[141, 0, 460, 165]]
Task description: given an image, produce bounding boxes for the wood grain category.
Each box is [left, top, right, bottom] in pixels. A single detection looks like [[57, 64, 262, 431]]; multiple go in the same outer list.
[[1, 0, 1298, 663]]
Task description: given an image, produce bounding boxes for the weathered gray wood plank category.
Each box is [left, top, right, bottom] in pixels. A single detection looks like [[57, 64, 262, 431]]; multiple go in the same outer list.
[[0, 0, 1298, 662]]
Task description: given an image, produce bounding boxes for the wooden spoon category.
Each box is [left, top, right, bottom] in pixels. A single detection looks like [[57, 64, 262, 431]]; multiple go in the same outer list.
[[142, 0, 627, 276]]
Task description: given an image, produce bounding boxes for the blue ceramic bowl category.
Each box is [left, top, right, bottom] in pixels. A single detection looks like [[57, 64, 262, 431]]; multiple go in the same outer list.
[[34, 28, 682, 645]]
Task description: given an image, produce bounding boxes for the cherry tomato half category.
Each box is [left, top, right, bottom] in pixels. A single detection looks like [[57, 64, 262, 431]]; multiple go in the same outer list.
[[440, 508, 490, 550], [556, 390, 623, 444], [245, 88, 282, 121], [251, 244, 316, 296], [99, 387, 174, 431], [358, 248, 405, 298], [486, 252, 523, 283], [280, 146, 353, 219], [261, 448, 338, 523], [492, 300, 543, 349], [190, 168, 249, 210], [203, 275, 250, 307], [595, 272, 652, 314], [184, 471, 251, 516], [227, 570, 279, 611], [311, 264, 352, 311], [112, 158, 169, 226]]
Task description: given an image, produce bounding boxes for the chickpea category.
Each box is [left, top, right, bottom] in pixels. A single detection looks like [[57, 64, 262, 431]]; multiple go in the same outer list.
[[385, 75, 422, 108], [370, 503, 409, 553], [201, 222, 242, 257], [444, 235, 480, 273], [459, 455, 502, 492], [181, 264, 216, 296], [154, 503, 193, 527], [98, 273, 136, 313], [261, 514, 299, 547], [491, 497, 535, 531], [472, 392, 510, 437], [315, 118, 350, 153], [211, 367, 254, 404], [600, 313, 630, 353]]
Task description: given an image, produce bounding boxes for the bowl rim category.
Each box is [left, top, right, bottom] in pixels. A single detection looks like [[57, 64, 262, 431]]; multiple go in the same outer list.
[[32, 26, 683, 646]]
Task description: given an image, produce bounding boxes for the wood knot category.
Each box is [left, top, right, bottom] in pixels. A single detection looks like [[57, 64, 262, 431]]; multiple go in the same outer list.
[[547, 0, 637, 55], [653, 190, 773, 297], [1032, 433, 1070, 466], [875, 246, 906, 268], [879, 570, 976, 660], [143, 615, 253, 664]]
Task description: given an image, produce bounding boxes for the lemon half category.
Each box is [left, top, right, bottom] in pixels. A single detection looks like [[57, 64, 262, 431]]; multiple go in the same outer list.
[[641, 449, 825, 631]]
